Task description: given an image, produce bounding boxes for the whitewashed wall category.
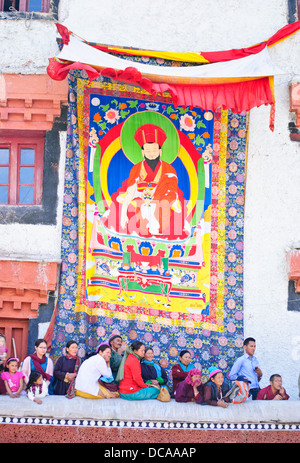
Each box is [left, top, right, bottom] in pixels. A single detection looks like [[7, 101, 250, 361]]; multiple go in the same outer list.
[[1, 0, 300, 398]]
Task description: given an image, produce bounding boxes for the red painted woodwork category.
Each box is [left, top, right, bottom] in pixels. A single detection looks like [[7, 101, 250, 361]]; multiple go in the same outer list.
[[0, 74, 68, 132], [0, 260, 58, 360], [287, 250, 300, 292], [0, 319, 28, 362]]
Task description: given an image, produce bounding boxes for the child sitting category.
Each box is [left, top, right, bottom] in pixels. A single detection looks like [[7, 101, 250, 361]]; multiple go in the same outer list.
[[203, 367, 230, 408], [26, 371, 49, 404], [1, 357, 25, 398]]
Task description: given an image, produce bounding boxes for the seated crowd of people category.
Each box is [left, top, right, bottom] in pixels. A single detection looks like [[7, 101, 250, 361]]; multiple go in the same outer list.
[[0, 334, 290, 405]]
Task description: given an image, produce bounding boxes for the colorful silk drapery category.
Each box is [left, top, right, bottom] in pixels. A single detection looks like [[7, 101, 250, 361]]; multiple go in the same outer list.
[[48, 36, 277, 114], [50, 71, 247, 383], [49, 21, 300, 120]]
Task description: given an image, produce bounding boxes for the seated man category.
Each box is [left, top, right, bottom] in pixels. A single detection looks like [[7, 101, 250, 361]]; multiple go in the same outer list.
[[256, 374, 289, 400], [109, 334, 124, 381]]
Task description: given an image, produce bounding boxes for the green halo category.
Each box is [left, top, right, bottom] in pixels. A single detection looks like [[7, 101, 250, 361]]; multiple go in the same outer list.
[[120, 110, 180, 164]]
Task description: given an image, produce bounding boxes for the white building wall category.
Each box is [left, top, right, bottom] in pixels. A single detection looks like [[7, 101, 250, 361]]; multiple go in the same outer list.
[[1, 0, 300, 398]]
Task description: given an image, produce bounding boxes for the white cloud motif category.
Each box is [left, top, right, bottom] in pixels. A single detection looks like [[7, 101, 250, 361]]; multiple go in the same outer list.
[[91, 97, 100, 106]]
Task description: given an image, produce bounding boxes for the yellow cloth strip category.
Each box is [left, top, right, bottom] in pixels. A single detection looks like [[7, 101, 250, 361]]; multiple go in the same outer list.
[[269, 75, 275, 102], [70, 32, 209, 63], [100, 46, 210, 64]]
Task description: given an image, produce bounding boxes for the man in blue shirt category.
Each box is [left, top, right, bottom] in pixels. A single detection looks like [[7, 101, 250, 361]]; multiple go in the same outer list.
[[229, 337, 263, 400]]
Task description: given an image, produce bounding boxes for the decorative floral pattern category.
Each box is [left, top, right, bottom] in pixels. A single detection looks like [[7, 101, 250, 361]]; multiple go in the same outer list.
[[179, 114, 196, 131], [104, 108, 120, 124]]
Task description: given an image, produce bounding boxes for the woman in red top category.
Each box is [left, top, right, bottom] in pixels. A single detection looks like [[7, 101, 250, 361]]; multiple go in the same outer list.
[[116, 341, 160, 400]]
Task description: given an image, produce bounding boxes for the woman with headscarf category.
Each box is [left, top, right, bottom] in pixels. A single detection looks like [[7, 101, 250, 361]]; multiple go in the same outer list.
[[174, 368, 204, 404], [53, 340, 81, 398], [116, 341, 160, 400], [171, 349, 195, 397]]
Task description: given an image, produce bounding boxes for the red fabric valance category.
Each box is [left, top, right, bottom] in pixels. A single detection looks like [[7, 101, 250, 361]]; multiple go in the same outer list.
[[47, 57, 274, 114], [152, 77, 274, 113], [47, 58, 157, 95]]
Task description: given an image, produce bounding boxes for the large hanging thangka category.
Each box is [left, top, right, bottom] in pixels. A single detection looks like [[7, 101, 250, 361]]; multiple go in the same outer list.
[[50, 71, 247, 380]]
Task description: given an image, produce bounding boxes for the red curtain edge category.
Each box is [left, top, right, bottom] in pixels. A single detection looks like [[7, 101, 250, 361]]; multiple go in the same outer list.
[[47, 59, 274, 114]]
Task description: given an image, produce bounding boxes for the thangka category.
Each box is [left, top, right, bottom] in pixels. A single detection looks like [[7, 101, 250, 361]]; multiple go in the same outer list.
[[50, 70, 247, 380]]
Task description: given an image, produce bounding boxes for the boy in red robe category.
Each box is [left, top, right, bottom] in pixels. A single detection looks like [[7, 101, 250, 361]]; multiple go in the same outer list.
[[256, 374, 289, 400]]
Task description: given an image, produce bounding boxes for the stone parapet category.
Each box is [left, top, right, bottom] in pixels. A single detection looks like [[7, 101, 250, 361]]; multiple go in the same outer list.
[[0, 396, 299, 443]]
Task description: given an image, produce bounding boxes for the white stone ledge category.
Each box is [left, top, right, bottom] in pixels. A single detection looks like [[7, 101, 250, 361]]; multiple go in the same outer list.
[[0, 396, 300, 426]]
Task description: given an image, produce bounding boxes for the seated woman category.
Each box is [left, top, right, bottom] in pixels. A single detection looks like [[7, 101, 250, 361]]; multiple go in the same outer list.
[[53, 340, 81, 398], [116, 341, 160, 401], [203, 367, 230, 408], [171, 350, 195, 397], [141, 347, 169, 388], [256, 374, 289, 400], [75, 344, 119, 399], [22, 338, 54, 392], [174, 368, 203, 404]]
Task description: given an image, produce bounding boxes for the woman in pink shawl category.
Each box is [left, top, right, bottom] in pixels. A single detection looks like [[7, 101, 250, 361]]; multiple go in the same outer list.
[[174, 368, 204, 404]]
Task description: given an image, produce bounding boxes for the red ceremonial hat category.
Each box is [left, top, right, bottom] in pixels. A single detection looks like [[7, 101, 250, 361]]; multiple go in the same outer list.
[[134, 124, 167, 147]]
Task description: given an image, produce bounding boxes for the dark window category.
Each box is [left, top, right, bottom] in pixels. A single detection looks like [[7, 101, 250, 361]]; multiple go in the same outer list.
[[0, 0, 49, 12], [287, 280, 300, 311], [0, 0, 58, 18]]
